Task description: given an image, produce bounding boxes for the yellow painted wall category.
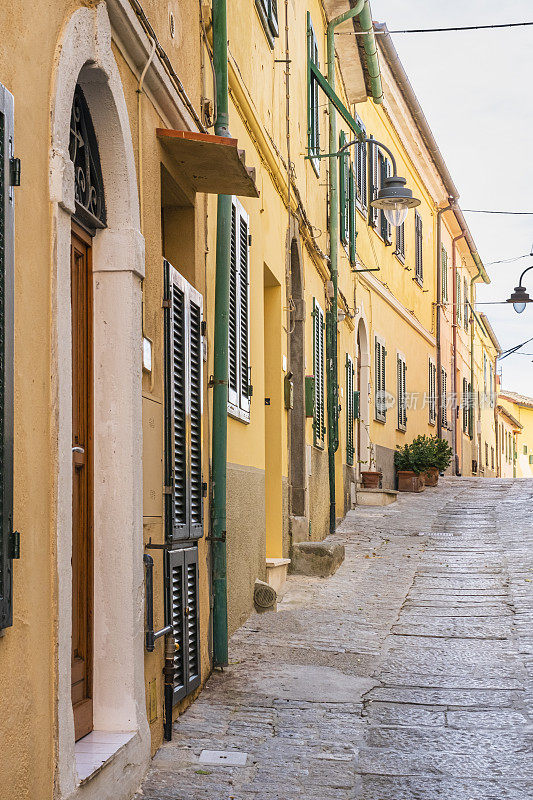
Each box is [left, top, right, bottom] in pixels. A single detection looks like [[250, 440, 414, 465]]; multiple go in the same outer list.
[[499, 397, 533, 478]]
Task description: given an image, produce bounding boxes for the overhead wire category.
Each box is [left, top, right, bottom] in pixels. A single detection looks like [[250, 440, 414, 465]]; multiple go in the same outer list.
[[336, 21, 533, 35]]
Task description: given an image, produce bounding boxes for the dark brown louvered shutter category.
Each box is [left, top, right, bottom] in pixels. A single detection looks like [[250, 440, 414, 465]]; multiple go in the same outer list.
[[349, 166, 356, 265], [164, 261, 204, 542], [184, 547, 200, 694], [269, 0, 279, 37], [0, 84, 14, 631], [189, 296, 203, 538], [168, 548, 186, 702], [368, 135, 379, 227], [356, 116, 367, 210], [313, 299, 325, 448], [346, 354, 354, 465], [339, 131, 349, 245]]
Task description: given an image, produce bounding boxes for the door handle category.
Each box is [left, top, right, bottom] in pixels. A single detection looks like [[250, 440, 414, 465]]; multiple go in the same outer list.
[[72, 446, 85, 454]]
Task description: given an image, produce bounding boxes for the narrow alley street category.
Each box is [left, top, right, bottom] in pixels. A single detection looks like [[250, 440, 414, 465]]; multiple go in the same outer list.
[[137, 478, 532, 800]]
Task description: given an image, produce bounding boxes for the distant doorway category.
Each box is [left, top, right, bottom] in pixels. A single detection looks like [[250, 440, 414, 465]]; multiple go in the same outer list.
[[264, 265, 283, 558]]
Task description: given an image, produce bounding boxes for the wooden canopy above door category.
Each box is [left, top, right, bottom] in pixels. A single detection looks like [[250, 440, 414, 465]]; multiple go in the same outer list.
[[156, 129, 259, 198]]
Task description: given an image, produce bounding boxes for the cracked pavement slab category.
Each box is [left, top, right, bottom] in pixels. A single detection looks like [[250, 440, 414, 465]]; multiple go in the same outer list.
[[135, 478, 533, 800]]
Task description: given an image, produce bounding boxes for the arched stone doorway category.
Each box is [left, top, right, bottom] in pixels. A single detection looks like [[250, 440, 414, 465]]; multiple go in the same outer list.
[[288, 230, 307, 542], [49, 4, 149, 796], [356, 314, 371, 479]]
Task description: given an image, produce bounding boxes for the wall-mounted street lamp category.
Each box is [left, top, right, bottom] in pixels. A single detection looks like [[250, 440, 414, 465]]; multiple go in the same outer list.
[[339, 137, 421, 227], [506, 265, 533, 313]]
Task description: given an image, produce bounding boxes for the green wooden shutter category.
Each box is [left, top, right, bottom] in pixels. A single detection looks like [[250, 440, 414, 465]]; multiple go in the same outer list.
[[462, 378, 468, 433], [0, 84, 15, 631], [464, 277, 469, 329], [167, 546, 201, 705], [415, 211, 423, 283], [468, 382, 473, 438], [238, 209, 250, 415], [307, 14, 320, 173], [313, 299, 325, 448], [397, 354, 406, 430], [268, 0, 279, 37], [356, 116, 367, 209], [441, 246, 448, 301], [441, 368, 447, 427], [339, 131, 348, 244], [164, 261, 204, 542], [368, 135, 379, 227], [456, 272, 461, 324], [228, 203, 238, 404], [228, 198, 250, 420], [346, 354, 354, 465], [375, 337, 386, 422], [349, 165, 356, 265]]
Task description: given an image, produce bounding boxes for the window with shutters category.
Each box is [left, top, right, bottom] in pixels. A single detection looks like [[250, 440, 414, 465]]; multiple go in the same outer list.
[[346, 354, 354, 465], [339, 131, 349, 246], [463, 278, 469, 330], [378, 153, 392, 244], [462, 378, 468, 433], [374, 336, 387, 422], [441, 368, 447, 428], [414, 210, 423, 284], [228, 198, 251, 422], [255, 1, 279, 47], [489, 363, 494, 407], [368, 134, 379, 228], [396, 353, 407, 431], [395, 221, 405, 263], [468, 384, 473, 438], [0, 84, 15, 631], [348, 165, 357, 266], [428, 358, 437, 425], [485, 442, 489, 467], [456, 272, 462, 325], [312, 299, 325, 448], [355, 115, 367, 211], [164, 261, 204, 542], [441, 245, 448, 302], [307, 14, 320, 175], [483, 352, 487, 399], [166, 546, 200, 705]]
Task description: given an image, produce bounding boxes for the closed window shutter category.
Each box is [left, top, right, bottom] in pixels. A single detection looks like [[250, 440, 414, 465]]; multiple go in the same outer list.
[[356, 116, 367, 209], [441, 368, 447, 427], [395, 221, 405, 260], [441, 246, 448, 301], [228, 198, 250, 420], [348, 165, 356, 265], [415, 211, 423, 282], [369, 135, 379, 227], [313, 299, 325, 448], [346, 354, 354, 465], [375, 337, 386, 421], [0, 84, 14, 631], [462, 378, 468, 432], [339, 131, 348, 244], [307, 14, 320, 172], [456, 273, 461, 324], [268, 0, 279, 37], [468, 382, 473, 437], [164, 261, 204, 541], [464, 278, 469, 329], [428, 360, 436, 424], [397, 355, 406, 430], [167, 547, 201, 705], [380, 158, 392, 242]]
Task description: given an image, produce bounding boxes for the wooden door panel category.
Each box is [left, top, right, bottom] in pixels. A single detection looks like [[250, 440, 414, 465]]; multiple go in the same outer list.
[[71, 224, 93, 741]]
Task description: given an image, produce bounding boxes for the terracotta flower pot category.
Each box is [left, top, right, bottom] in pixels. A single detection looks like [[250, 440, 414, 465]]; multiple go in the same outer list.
[[423, 467, 439, 487], [397, 470, 425, 492], [361, 470, 382, 489]]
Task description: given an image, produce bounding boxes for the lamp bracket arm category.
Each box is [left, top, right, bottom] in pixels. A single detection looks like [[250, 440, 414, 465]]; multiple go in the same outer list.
[[518, 264, 533, 287], [338, 137, 398, 176]]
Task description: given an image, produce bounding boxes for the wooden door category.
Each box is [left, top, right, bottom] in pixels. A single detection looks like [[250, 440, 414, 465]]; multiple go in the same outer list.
[[71, 223, 93, 741]]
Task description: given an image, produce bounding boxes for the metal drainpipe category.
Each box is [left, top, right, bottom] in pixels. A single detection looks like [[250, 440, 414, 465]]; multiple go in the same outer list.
[[326, 0, 365, 535], [436, 203, 453, 439], [211, 0, 231, 668], [470, 256, 484, 467], [451, 233, 464, 474]]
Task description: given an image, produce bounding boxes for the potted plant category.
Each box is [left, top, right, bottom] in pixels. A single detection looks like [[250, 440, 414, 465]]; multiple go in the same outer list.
[[360, 441, 382, 489], [422, 436, 453, 486], [394, 435, 431, 492]]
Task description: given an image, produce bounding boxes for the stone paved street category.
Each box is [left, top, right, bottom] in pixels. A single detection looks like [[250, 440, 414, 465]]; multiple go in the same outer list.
[[136, 478, 533, 800]]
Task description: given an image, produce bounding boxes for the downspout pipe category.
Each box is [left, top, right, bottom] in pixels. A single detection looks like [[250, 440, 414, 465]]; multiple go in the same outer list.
[[451, 233, 464, 475], [211, 0, 231, 668], [325, 0, 381, 534], [326, 0, 365, 534], [436, 202, 453, 439]]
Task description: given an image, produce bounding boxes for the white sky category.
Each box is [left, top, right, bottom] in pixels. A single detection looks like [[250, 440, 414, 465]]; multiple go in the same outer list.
[[370, 0, 533, 396]]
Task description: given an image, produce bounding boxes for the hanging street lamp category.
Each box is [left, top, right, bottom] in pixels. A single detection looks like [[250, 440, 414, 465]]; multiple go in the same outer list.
[[506, 265, 533, 313], [339, 137, 421, 226]]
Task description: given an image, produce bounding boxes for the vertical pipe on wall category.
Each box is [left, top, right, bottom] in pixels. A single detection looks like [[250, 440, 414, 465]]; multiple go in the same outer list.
[[326, 0, 365, 534], [211, 0, 231, 667], [436, 204, 452, 440]]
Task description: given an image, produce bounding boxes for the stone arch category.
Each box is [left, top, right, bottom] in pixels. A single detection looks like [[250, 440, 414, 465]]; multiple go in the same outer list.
[[356, 311, 371, 478], [49, 4, 148, 796], [287, 224, 307, 528]]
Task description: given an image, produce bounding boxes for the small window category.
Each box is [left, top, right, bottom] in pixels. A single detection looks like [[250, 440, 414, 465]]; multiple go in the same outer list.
[[395, 221, 405, 262], [523, 444, 528, 455], [463, 277, 469, 330], [456, 272, 462, 325], [374, 336, 387, 422], [414, 210, 423, 284], [307, 13, 320, 175], [255, 1, 279, 47], [485, 442, 489, 467], [312, 299, 325, 448], [529, 454, 533, 465], [228, 198, 251, 422], [441, 245, 448, 302], [397, 353, 407, 431]]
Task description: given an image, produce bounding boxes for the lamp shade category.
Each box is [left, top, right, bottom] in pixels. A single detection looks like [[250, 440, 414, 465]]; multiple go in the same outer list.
[[507, 285, 531, 313], [371, 176, 421, 227]]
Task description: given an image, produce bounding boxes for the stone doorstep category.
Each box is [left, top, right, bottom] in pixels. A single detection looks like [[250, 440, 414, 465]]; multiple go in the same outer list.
[[265, 557, 291, 595], [356, 488, 398, 506]]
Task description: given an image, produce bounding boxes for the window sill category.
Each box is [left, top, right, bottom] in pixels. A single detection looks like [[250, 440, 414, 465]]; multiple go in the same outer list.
[[75, 731, 137, 785], [394, 251, 405, 265], [228, 404, 250, 424], [397, 426, 406, 434], [374, 416, 386, 425], [412, 276, 424, 289]]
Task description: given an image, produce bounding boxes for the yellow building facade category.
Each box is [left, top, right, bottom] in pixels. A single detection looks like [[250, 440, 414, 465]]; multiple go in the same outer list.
[[499, 390, 533, 478]]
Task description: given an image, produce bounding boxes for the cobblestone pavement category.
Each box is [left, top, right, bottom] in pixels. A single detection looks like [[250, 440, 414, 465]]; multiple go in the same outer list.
[[136, 478, 533, 800]]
